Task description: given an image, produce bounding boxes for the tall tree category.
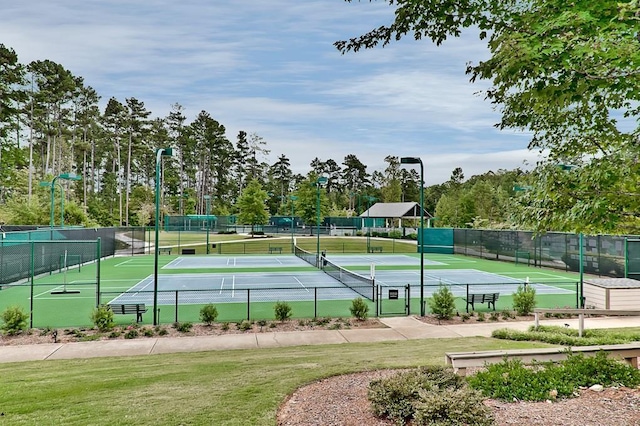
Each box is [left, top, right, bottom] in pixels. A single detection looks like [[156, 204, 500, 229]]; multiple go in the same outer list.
[[236, 179, 269, 236]]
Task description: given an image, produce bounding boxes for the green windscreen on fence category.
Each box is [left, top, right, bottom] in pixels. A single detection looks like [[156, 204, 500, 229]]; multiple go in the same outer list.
[[626, 239, 640, 280], [419, 228, 454, 253]]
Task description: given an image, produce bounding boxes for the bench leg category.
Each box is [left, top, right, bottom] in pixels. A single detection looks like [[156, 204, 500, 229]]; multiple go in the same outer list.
[[136, 312, 143, 323], [488, 301, 496, 311]]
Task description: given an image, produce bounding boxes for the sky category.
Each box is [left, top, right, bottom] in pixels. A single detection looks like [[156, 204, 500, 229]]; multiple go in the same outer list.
[[2, 0, 544, 185]]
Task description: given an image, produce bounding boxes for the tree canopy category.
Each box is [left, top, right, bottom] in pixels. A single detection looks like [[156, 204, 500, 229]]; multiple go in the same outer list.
[[337, 0, 640, 234]]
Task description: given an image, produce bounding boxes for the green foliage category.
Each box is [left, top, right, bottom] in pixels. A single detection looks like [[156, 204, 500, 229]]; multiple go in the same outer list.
[[237, 320, 253, 331], [476, 312, 486, 322], [236, 179, 270, 230], [90, 304, 114, 332], [427, 285, 456, 320], [274, 301, 292, 321], [413, 387, 494, 426], [199, 304, 219, 325], [468, 352, 640, 402], [368, 366, 468, 424], [124, 329, 139, 339], [173, 322, 193, 333], [492, 325, 640, 346], [1, 305, 29, 335], [221, 322, 230, 331], [512, 285, 536, 315], [349, 297, 369, 320]]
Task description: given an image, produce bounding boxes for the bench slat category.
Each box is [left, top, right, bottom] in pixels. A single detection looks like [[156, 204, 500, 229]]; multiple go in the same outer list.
[[108, 304, 147, 323]]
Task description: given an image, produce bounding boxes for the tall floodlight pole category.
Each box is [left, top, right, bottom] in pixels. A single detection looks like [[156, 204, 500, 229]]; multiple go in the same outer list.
[[401, 157, 425, 316], [315, 176, 328, 267], [49, 172, 82, 228], [204, 195, 211, 254], [364, 196, 376, 253], [290, 195, 298, 252], [154, 148, 173, 325]]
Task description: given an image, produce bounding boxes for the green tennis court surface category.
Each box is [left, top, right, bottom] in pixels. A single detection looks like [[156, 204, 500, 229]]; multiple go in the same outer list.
[[0, 252, 582, 328]]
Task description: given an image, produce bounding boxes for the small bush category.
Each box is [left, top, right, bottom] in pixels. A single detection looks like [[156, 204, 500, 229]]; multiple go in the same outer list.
[[257, 319, 268, 327], [349, 297, 369, 320], [221, 322, 230, 331], [124, 329, 139, 339], [108, 330, 121, 339], [199, 304, 219, 325], [173, 322, 193, 333], [427, 285, 456, 320], [143, 328, 155, 337], [476, 312, 486, 322], [157, 327, 168, 336], [1, 306, 29, 335], [274, 301, 292, 321], [413, 387, 494, 426], [315, 317, 331, 326], [501, 309, 515, 320], [461, 313, 471, 322], [489, 312, 500, 322], [368, 366, 464, 424], [237, 320, 253, 331], [90, 304, 115, 332], [512, 284, 536, 315]]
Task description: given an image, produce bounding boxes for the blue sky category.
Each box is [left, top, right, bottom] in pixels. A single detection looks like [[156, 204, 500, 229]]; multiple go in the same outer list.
[[2, 0, 542, 185]]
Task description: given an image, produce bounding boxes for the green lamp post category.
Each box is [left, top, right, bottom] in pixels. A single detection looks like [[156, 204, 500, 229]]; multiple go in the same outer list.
[[290, 195, 298, 252], [315, 176, 328, 267], [401, 157, 425, 316], [153, 148, 173, 325], [47, 172, 82, 228], [204, 195, 211, 254]]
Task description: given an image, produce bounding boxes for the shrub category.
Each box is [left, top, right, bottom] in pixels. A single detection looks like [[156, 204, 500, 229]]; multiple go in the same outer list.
[[274, 301, 292, 321], [476, 312, 486, 322], [349, 297, 369, 320], [221, 322, 230, 331], [157, 327, 168, 336], [108, 330, 121, 339], [413, 387, 494, 426], [173, 321, 193, 333], [199, 304, 218, 325], [368, 366, 464, 424], [143, 328, 155, 337], [389, 230, 402, 239], [501, 309, 515, 320], [124, 329, 139, 339], [257, 319, 268, 327], [461, 313, 471, 322], [90, 304, 115, 332], [512, 284, 536, 315], [237, 320, 253, 331], [1, 306, 29, 335], [427, 285, 456, 320], [489, 312, 500, 322]]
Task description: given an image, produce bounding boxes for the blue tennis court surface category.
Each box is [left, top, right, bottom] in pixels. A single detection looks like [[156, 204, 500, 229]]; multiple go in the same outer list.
[[162, 254, 443, 269], [108, 271, 362, 305]]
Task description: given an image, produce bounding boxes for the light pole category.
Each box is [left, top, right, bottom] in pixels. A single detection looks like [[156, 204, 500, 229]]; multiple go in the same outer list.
[[315, 176, 328, 267], [290, 195, 298, 252], [364, 195, 376, 253], [154, 147, 173, 325], [204, 195, 211, 254], [401, 157, 425, 316], [47, 172, 82, 228]]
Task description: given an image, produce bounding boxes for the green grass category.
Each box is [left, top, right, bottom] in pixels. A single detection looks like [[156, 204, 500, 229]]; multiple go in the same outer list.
[[0, 337, 549, 425]]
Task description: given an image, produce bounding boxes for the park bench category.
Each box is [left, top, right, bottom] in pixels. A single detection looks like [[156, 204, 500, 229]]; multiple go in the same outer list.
[[368, 246, 383, 253], [534, 308, 640, 337], [181, 248, 196, 255], [464, 292, 499, 312], [445, 343, 640, 376], [268, 246, 283, 254], [158, 247, 172, 255], [107, 303, 147, 323]]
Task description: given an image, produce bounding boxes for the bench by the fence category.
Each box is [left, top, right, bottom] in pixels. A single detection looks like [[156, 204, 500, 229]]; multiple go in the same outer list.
[[445, 343, 640, 376], [181, 248, 196, 255], [368, 246, 383, 253], [159, 247, 172, 255], [534, 308, 640, 337], [464, 292, 499, 312], [107, 303, 147, 323], [268, 246, 282, 254]]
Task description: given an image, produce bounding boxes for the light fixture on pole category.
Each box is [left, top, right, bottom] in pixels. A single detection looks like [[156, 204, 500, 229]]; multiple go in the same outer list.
[[204, 195, 211, 254], [400, 157, 425, 316], [315, 176, 328, 267], [47, 172, 82, 228], [290, 195, 298, 252], [364, 196, 376, 253], [154, 147, 173, 326]]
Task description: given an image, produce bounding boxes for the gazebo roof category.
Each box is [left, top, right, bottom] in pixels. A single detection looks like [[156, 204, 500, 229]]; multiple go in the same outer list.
[[359, 202, 432, 219]]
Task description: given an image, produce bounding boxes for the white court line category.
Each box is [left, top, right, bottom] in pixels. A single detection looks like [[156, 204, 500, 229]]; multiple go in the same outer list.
[[232, 275, 236, 297], [220, 277, 225, 294], [115, 259, 133, 267], [226, 258, 231, 266], [34, 285, 64, 298], [275, 257, 283, 264], [293, 276, 310, 292]]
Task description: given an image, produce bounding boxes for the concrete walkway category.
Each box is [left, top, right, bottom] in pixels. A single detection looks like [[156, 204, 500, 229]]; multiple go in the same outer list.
[[2, 315, 640, 364]]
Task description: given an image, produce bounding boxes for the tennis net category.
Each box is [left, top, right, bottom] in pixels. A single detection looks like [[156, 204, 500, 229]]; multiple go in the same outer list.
[[294, 245, 318, 268], [321, 257, 375, 301]]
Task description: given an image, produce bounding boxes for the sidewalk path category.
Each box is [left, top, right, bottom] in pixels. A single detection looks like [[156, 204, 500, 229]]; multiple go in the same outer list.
[[1, 316, 640, 364]]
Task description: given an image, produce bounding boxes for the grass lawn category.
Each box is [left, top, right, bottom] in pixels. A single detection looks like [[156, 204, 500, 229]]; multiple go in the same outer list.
[[0, 337, 551, 425]]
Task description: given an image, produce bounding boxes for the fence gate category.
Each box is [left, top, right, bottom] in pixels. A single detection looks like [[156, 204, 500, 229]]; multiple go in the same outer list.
[[377, 284, 410, 316]]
